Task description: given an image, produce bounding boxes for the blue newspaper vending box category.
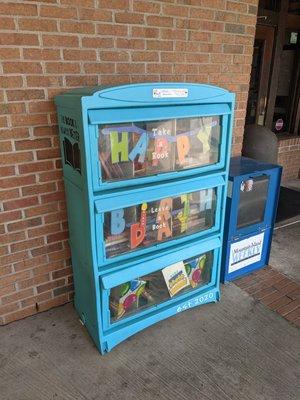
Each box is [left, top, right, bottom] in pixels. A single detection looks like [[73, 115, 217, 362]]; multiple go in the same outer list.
[[221, 156, 282, 283], [55, 83, 235, 354]]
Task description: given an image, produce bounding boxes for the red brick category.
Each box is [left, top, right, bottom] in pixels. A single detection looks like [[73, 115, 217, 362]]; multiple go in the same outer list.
[[1, 152, 34, 166], [3, 62, 42, 74], [2, 288, 34, 306], [63, 49, 97, 61], [277, 299, 300, 317], [98, 0, 129, 9], [11, 114, 48, 128], [0, 303, 20, 319], [37, 294, 69, 313], [81, 37, 113, 48], [41, 191, 65, 204], [42, 34, 79, 48], [116, 12, 145, 25], [2, 305, 37, 325], [0, 75, 23, 89], [0, 266, 13, 278], [0, 141, 12, 152], [21, 291, 52, 309], [78, 8, 112, 22], [146, 15, 173, 27], [11, 237, 45, 253], [285, 307, 300, 322], [24, 203, 59, 219], [97, 23, 128, 36], [0, 166, 15, 178], [0, 252, 29, 270], [260, 291, 284, 306], [253, 286, 277, 301], [227, 1, 248, 13], [52, 267, 72, 280], [163, 4, 189, 16], [131, 27, 159, 38], [0, 3, 37, 16], [0, 283, 16, 298], [4, 196, 39, 212], [60, 21, 95, 34], [37, 278, 65, 294], [47, 231, 69, 244], [65, 75, 99, 87], [84, 63, 115, 74], [278, 282, 300, 296], [1, 189, 20, 201], [28, 223, 61, 239], [19, 18, 58, 32], [18, 274, 50, 290], [133, 1, 161, 13], [0, 47, 20, 59], [18, 160, 54, 174], [287, 287, 300, 300], [7, 89, 45, 102], [268, 296, 292, 311], [48, 248, 71, 262], [116, 63, 145, 74], [0, 210, 22, 223], [14, 255, 48, 273], [7, 218, 42, 233], [32, 259, 64, 276], [45, 62, 81, 74], [40, 5, 77, 19], [33, 126, 57, 137], [15, 138, 52, 151], [0, 127, 30, 140], [0, 32, 39, 46], [36, 148, 61, 160], [38, 170, 63, 183]]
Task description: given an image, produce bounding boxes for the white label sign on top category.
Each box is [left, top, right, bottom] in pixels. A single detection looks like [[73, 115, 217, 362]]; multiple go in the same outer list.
[[153, 88, 188, 98]]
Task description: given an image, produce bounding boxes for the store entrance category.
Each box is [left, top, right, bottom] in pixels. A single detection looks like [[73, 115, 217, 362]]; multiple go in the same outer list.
[[246, 0, 300, 135], [246, 25, 275, 127]]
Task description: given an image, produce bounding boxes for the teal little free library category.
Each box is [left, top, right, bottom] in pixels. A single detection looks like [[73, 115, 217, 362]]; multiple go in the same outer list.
[[55, 83, 235, 354]]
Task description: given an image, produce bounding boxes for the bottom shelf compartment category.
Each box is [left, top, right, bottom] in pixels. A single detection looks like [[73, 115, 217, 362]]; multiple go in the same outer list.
[[100, 283, 220, 354], [109, 251, 213, 323]]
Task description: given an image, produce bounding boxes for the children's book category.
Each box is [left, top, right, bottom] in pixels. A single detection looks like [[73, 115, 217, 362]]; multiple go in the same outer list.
[[162, 261, 190, 297]]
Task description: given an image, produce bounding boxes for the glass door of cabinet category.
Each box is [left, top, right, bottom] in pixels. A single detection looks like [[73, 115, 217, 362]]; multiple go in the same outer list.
[[98, 115, 221, 182], [237, 175, 270, 229], [103, 187, 217, 259], [108, 250, 214, 323]]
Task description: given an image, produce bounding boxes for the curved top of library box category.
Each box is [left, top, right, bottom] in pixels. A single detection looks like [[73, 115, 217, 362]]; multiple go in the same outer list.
[[54, 83, 235, 109]]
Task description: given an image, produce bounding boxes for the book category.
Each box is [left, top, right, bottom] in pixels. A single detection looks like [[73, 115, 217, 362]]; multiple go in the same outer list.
[[162, 261, 190, 297]]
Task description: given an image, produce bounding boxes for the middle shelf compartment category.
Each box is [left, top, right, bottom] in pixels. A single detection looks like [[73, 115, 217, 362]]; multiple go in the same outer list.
[[94, 173, 226, 266]]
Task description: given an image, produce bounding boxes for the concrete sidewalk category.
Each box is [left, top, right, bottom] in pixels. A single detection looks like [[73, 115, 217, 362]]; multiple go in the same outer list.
[[0, 284, 299, 400]]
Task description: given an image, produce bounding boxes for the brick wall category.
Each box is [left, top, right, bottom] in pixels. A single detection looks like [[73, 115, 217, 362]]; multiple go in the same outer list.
[[0, 0, 258, 325], [277, 137, 300, 181]]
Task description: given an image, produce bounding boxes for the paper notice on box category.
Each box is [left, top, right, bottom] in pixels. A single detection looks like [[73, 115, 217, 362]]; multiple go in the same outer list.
[[153, 88, 188, 99], [228, 232, 265, 273], [162, 261, 190, 297]]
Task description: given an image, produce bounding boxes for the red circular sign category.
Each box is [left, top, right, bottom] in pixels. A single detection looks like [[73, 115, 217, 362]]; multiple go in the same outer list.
[[275, 118, 284, 131]]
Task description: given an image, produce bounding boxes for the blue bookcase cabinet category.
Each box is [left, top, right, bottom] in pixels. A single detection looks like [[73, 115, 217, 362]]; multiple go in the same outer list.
[[55, 83, 235, 354]]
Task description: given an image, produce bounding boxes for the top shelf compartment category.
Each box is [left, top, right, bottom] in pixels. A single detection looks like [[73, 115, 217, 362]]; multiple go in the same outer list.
[[55, 83, 235, 191], [99, 114, 221, 182], [89, 105, 232, 191]]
